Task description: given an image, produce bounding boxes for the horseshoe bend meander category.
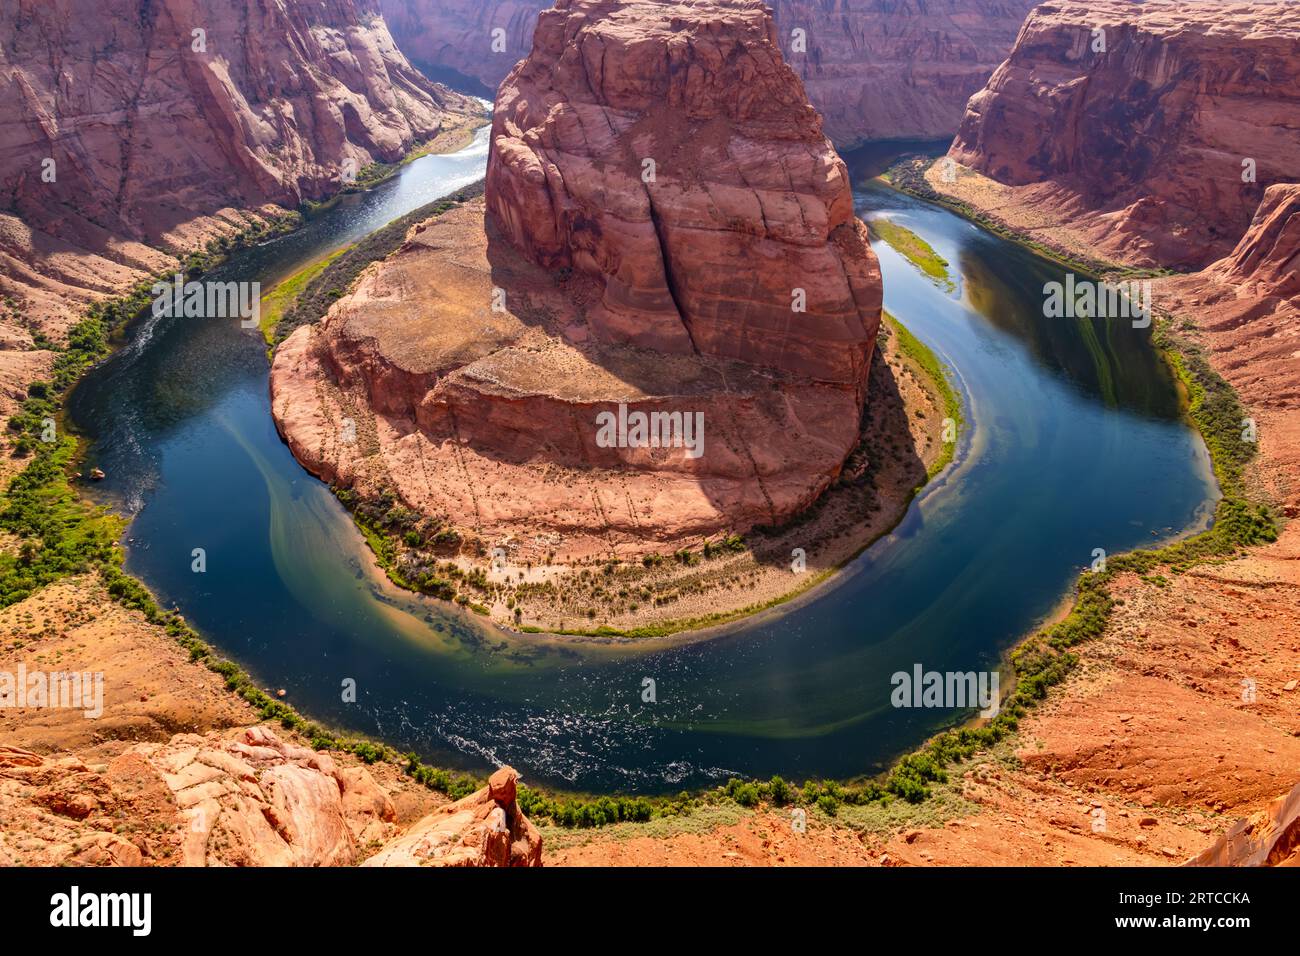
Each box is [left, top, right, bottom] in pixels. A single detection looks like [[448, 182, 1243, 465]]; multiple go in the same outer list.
[[61, 132, 1217, 796]]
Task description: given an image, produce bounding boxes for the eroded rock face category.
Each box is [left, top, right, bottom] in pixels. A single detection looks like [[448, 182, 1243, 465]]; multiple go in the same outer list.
[[380, 0, 544, 94], [947, 0, 1300, 270], [362, 767, 542, 866], [1153, 184, 1300, 500], [0, 0, 479, 337], [381, 0, 1036, 145], [486, 0, 878, 387], [1208, 183, 1300, 301], [0, 727, 540, 867], [271, 0, 882, 559]]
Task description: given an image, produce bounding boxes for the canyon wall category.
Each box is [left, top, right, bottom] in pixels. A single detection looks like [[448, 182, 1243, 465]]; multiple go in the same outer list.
[[1155, 182, 1300, 505], [776, 0, 1041, 146], [945, 0, 1300, 270], [272, 0, 883, 560], [0, 0, 480, 338], [380, 0, 1037, 145], [380, 0, 544, 95]]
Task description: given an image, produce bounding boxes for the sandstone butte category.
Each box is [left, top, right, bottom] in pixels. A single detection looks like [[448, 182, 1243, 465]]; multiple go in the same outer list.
[[942, 0, 1300, 271], [271, 0, 884, 561], [0, 727, 541, 867], [0, 0, 480, 446], [380, 0, 1039, 145]]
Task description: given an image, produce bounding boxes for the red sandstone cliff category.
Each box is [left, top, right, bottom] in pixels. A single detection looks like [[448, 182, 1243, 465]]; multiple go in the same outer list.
[[380, 0, 544, 94], [271, 0, 882, 560], [0, 0, 480, 338], [380, 0, 1037, 145], [1155, 183, 1300, 498], [945, 0, 1300, 271]]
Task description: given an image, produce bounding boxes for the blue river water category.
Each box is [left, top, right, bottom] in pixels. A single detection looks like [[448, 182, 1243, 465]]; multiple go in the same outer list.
[[67, 132, 1217, 794]]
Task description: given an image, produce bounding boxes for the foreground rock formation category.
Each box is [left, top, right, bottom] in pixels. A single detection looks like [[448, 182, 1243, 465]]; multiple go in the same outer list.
[[380, 0, 1036, 145], [0, 0, 480, 463], [942, 0, 1300, 271], [0, 725, 541, 867], [272, 0, 883, 564], [1191, 781, 1300, 866], [363, 766, 542, 866]]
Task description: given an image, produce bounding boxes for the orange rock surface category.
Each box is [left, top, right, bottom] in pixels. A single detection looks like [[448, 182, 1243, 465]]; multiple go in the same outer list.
[[0, 725, 540, 867]]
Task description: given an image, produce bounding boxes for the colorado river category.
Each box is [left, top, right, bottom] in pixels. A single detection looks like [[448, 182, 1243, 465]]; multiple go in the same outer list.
[[67, 131, 1217, 793]]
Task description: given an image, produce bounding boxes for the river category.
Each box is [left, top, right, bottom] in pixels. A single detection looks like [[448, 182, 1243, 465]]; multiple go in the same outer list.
[[66, 130, 1217, 794]]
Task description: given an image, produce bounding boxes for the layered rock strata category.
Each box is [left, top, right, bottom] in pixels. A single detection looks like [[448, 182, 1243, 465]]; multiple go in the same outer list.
[[0, 0, 480, 339], [1154, 183, 1300, 510], [943, 0, 1300, 270], [0, 726, 541, 867]]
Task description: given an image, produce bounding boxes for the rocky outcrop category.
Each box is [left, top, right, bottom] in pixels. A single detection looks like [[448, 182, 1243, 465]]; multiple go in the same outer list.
[[1190, 780, 1300, 867], [272, 0, 882, 561], [1205, 183, 1300, 301], [945, 0, 1300, 271], [1151, 184, 1300, 506], [380, 0, 1036, 145], [0, 726, 540, 867], [362, 767, 542, 866], [0, 0, 480, 339]]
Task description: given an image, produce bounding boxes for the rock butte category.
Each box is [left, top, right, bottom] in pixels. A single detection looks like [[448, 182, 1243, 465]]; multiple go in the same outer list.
[[271, 0, 883, 560], [380, 0, 1039, 145], [945, 0, 1300, 270]]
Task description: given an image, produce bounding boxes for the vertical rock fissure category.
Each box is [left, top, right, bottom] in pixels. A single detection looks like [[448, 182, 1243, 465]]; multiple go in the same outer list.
[[645, 189, 703, 355]]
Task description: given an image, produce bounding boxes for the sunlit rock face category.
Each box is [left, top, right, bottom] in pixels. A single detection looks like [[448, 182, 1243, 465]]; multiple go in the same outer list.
[[948, 0, 1300, 270], [485, 0, 881, 388]]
